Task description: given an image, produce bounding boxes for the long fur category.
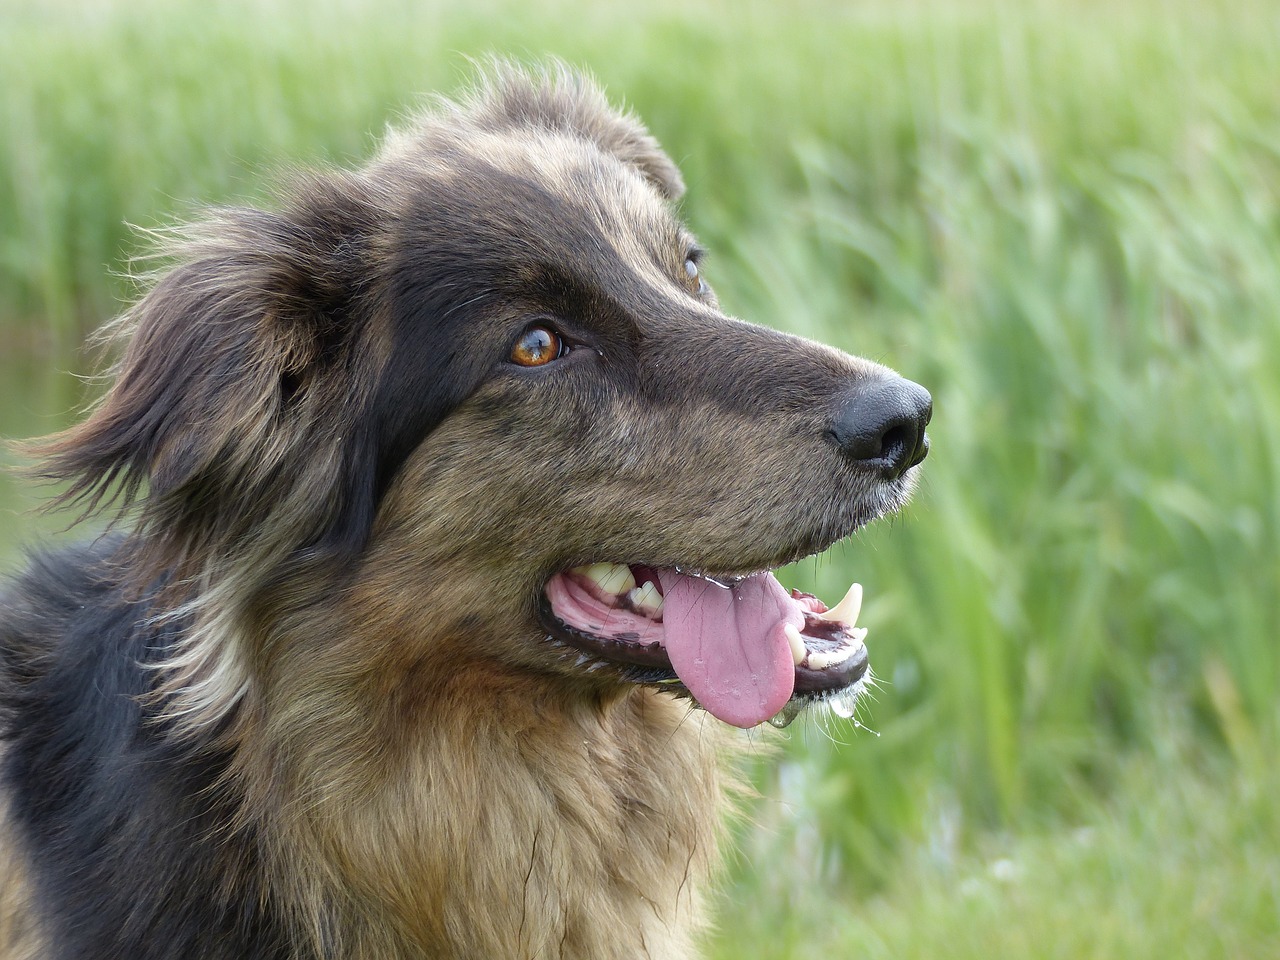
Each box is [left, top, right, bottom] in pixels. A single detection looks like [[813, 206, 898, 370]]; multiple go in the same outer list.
[[0, 64, 924, 959]]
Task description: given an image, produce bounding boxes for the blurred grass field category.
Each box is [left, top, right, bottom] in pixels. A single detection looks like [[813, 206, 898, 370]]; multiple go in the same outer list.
[[2, 0, 1278, 956]]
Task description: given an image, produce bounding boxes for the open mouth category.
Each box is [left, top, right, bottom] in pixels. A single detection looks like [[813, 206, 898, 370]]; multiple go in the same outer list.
[[540, 562, 869, 729]]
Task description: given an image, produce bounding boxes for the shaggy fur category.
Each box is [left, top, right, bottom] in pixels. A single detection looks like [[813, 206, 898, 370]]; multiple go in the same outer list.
[[0, 65, 929, 959]]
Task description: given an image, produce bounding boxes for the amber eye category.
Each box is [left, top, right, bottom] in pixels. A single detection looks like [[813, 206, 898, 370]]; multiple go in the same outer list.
[[510, 325, 566, 367]]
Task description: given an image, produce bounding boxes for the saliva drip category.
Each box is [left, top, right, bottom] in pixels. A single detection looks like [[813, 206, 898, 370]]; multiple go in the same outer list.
[[767, 700, 804, 728], [828, 691, 858, 719]]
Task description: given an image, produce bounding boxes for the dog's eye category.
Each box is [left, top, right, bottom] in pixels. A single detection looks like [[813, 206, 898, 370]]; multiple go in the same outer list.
[[684, 257, 710, 297], [510, 325, 567, 367]]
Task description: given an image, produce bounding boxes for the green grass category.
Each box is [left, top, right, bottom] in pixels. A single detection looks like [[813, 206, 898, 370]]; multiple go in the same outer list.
[[2, 0, 1279, 954], [712, 719, 1280, 959]]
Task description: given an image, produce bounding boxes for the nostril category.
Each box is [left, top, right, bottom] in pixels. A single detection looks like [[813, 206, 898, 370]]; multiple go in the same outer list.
[[880, 424, 911, 461], [828, 377, 932, 479]]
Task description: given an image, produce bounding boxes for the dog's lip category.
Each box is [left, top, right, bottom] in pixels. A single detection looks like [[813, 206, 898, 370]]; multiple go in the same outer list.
[[537, 563, 870, 721], [538, 595, 676, 672]]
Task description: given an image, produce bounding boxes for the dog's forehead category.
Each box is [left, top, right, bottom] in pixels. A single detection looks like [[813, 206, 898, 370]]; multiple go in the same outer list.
[[385, 125, 687, 271]]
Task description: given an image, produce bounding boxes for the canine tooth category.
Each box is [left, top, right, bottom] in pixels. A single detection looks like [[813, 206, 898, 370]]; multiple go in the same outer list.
[[571, 562, 636, 596], [784, 624, 807, 666], [818, 582, 863, 626], [627, 581, 664, 616]]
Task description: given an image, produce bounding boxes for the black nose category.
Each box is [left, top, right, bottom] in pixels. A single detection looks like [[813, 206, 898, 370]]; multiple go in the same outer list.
[[827, 377, 932, 479]]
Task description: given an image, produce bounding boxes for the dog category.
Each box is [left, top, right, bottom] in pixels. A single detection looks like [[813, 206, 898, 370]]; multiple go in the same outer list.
[[0, 64, 931, 959]]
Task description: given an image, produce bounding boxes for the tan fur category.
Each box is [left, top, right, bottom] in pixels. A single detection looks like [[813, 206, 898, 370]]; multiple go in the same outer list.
[[250, 686, 733, 957], [0, 783, 43, 960], [214, 448, 750, 956]]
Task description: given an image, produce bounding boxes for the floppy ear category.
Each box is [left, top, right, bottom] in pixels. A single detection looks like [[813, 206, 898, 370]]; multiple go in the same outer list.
[[34, 175, 387, 578], [468, 61, 686, 201]]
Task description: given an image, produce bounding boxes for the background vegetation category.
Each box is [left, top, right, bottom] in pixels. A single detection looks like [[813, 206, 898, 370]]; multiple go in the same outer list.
[[2, 0, 1277, 955]]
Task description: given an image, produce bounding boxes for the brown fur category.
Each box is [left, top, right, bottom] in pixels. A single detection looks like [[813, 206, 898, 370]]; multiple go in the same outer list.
[[0, 789, 40, 960], [0, 63, 927, 959]]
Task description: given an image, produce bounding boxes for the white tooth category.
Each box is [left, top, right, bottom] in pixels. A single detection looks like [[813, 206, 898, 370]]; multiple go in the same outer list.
[[784, 624, 807, 666], [808, 629, 868, 671], [571, 562, 636, 596], [627, 581, 665, 617], [818, 582, 863, 626], [808, 647, 855, 670]]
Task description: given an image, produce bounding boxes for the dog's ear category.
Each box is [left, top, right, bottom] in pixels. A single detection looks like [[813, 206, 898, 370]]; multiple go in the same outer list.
[[32, 175, 386, 577], [468, 62, 686, 201]]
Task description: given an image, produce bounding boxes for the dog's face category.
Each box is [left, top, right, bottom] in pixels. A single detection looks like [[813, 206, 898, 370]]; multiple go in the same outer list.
[[46, 67, 929, 731], [361, 76, 931, 729]]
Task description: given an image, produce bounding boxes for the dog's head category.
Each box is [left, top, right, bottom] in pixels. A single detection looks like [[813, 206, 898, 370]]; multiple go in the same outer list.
[[39, 64, 929, 731]]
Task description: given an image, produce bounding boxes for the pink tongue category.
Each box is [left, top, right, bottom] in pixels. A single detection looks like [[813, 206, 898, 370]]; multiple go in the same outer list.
[[657, 570, 802, 728]]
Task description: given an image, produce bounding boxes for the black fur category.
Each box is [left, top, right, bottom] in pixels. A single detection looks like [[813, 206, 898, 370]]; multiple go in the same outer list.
[[1, 540, 290, 958]]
